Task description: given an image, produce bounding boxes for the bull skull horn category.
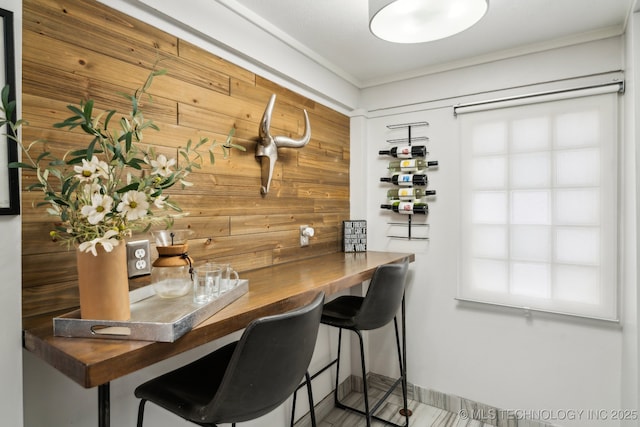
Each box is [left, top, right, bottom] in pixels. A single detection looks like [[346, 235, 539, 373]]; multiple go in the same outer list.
[[256, 94, 311, 195]]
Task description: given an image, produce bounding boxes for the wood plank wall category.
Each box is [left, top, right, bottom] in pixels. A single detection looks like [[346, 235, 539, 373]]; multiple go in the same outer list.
[[21, 0, 350, 328]]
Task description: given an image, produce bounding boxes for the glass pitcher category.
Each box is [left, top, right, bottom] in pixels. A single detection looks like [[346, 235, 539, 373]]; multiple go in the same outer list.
[[150, 230, 195, 298]]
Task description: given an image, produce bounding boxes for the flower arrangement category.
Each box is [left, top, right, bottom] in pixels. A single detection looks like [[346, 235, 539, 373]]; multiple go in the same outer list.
[[1, 68, 244, 255]]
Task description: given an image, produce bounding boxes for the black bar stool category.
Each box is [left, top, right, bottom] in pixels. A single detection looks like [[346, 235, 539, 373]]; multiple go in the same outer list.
[[292, 262, 410, 427], [135, 292, 325, 427]]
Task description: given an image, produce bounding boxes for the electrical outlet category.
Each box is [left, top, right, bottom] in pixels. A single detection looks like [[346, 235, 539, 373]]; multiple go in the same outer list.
[[300, 225, 315, 247], [126, 240, 151, 278]]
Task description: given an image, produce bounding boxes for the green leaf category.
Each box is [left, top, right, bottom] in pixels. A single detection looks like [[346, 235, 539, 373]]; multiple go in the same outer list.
[[62, 178, 80, 196], [124, 131, 133, 152], [1, 85, 10, 107], [225, 126, 236, 144], [131, 96, 139, 116], [65, 156, 86, 165], [103, 109, 116, 129], [195, 137, 209, 149], [126, 157, 144, 170], [80, 124, 94, 134], [164, 199, 182, 212], [85, 140, 97, 160], [83, 99, 94, 121], [48, 168, 63, 179], [67, 104, 86, 118], [116, 182, 140, 193], [52, 120, 74, 129], [8, 161, 36, 170], [179, 150, 190, 162], [27, 183, 45, 191], [110, 139, 123, 158], [36, 151, 52, 162]]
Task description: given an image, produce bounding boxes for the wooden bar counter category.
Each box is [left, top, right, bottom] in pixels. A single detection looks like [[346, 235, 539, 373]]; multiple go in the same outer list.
[[23, 251, 414, 389]]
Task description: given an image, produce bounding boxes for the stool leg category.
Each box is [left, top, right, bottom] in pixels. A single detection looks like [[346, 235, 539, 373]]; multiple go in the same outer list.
[[136, 399, 146, 427], [305, 371, 317, 427], [394, 316, 409, 426], [354, 329, 372, 427], [290, 386, 298, 427], [333, 328, 343, 406], [290, 372, 317, 427]]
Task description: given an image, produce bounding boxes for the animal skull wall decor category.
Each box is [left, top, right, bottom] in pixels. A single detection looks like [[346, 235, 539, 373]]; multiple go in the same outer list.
[[256, 94, 311, 195]]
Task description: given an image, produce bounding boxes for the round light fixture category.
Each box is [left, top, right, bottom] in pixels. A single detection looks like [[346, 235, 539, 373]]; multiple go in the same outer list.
[[369, 0, 489, 44]]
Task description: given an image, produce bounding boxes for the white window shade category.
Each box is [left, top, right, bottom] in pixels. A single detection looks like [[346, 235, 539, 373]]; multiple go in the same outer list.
[[457, 88, 620, 321]]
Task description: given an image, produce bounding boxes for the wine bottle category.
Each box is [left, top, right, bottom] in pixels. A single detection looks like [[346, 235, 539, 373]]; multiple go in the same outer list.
[[380, 201, 428, 215], [380, 173, 428, 186], [379, 145, 427, 158], [388, 159, 438, 172], [387, 188, 436, 200]]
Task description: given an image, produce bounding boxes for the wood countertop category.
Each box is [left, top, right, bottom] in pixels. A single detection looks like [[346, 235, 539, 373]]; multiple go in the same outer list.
[[23, 251, 415, 388]]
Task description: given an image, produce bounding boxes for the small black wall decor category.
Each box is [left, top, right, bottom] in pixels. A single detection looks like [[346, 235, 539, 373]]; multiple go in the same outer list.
[[343, 220, 367, 252], [0, 7, 18, 215]]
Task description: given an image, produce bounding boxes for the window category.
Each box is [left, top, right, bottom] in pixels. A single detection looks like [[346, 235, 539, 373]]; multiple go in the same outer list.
[[456, 85, 621, 321]]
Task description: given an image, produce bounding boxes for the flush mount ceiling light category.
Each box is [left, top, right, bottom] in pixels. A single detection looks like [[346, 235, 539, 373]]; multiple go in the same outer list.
[[369, 0, 488, 44]]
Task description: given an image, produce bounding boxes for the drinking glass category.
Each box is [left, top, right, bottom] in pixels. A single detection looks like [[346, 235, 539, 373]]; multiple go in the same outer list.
[[193, 264, 221, 304], [210, 263, 239, 294]]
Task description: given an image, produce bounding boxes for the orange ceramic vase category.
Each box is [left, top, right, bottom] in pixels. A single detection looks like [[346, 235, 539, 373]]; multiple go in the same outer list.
[[76, 243, 131, 320]]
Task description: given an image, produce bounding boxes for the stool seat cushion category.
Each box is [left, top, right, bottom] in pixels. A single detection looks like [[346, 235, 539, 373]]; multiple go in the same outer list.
[[321, 296, 364, 329]]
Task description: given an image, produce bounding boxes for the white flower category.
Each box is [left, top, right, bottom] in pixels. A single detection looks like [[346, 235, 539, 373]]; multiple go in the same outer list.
[[78, 230, 120, 256], [73, 156, 109, 182], [80, 193, 114, 225], [117, 190, 149, 221], [150, 154, 176, 177]]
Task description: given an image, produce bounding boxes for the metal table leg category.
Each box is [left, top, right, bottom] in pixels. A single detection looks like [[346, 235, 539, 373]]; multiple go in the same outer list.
[[98, 383, 110, 427]]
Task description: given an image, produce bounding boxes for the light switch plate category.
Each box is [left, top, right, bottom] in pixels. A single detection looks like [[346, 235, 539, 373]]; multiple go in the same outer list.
[[126, 240, 151, 278]]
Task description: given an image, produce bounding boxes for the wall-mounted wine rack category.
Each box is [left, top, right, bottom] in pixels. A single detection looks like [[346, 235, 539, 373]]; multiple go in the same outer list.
[[379, 121, 436, 240]]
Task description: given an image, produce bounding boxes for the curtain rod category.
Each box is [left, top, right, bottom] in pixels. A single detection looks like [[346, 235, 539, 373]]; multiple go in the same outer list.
[[453, 80, 624, 116]]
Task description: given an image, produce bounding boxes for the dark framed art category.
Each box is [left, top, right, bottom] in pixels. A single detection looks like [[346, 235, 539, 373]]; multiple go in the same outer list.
[[0, 7, 17, 215]]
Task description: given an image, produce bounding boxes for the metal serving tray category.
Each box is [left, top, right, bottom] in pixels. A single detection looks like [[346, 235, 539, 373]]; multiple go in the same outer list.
[[53, 279, 249, 342]]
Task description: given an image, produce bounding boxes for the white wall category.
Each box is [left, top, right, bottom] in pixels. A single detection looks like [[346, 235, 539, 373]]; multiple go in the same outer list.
[[0, 1, 22, 426], [359, 37, 636, 427]]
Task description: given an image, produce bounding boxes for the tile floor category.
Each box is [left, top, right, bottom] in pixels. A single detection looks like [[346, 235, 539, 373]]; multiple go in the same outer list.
[[297, 378, 493, 427]]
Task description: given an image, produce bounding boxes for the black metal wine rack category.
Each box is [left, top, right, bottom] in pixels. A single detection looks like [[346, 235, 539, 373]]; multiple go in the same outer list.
[[380, 121, 434, 240]]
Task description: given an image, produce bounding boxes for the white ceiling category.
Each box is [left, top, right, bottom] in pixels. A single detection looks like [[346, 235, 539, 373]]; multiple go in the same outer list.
[[227, 0, 637, 88]]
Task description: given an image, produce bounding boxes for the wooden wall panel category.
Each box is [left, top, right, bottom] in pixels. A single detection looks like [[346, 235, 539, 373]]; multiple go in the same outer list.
[[21, 0, 350, 328]]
